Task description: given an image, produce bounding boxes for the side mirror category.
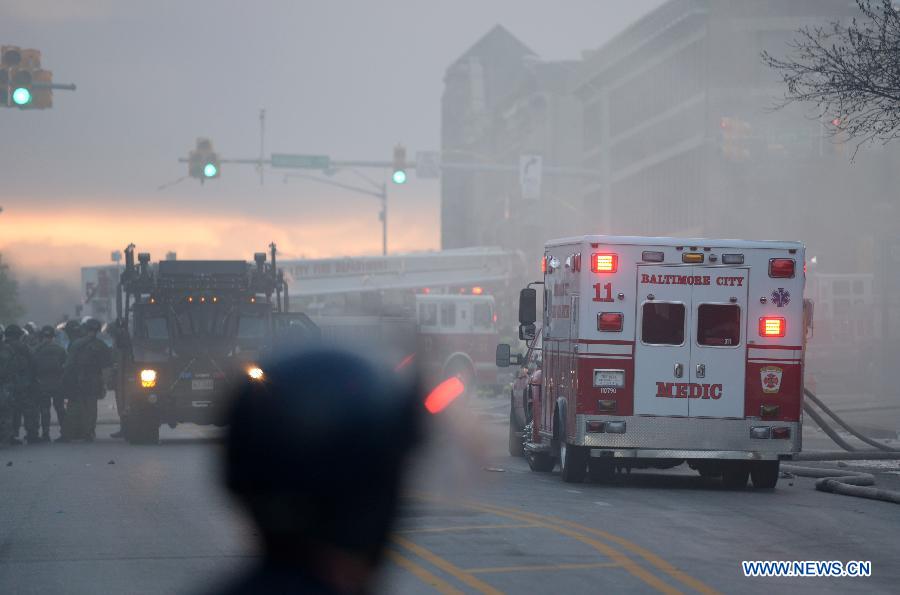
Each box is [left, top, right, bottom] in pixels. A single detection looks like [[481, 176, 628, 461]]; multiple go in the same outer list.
[[496, 343, 512, 368], [519, 323, 536, 341], [519, 287, 537, 325]]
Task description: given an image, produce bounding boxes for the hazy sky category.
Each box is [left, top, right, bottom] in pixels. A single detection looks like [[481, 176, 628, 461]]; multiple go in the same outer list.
[[0, 0, 663, 280]]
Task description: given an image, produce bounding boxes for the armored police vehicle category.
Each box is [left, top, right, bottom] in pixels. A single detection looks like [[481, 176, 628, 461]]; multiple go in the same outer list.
[[114, 244, 317, 443]]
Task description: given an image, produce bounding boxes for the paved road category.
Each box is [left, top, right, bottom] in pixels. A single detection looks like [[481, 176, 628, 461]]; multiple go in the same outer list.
[[1, 396, 899, 594]]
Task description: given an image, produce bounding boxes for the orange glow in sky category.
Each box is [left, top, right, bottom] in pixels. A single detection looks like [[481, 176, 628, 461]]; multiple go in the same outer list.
[[0, 203, 439, 284]]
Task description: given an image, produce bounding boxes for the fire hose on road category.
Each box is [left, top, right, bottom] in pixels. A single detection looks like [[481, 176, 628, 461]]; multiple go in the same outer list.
[[782, 388, 900, 504]]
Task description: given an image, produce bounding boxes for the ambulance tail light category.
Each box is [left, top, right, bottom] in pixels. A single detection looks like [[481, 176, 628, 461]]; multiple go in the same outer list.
[[721, 253, 744, 265], [769, 258, 795, 278], [585, 420, 605, 433], [641, 251, 664, 262], [541, 256, 547, 274], [772, 426, 791, 439], [759, 317, 786, 338], [605, 421, 626, 434], [591, 253, 617, 273], [597, 312, 623, 332], [750, 426, 771, 440]]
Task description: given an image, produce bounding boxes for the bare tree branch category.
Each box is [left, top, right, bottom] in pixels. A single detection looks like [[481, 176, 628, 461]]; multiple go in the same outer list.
[[762, 0, 900, 157]]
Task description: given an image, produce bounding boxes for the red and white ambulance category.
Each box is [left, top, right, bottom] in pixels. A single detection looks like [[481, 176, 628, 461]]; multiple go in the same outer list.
[[497, 234, 806, 488]]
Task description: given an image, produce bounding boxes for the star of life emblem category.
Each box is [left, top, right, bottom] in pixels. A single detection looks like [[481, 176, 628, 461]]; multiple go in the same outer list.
[[760, 366, 783, 394], [771, 288, 791, 308]]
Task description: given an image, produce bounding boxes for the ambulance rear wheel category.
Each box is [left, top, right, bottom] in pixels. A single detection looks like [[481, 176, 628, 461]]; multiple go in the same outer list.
[[560, 442, 588, 483], [527, 451, 555, 472], [750, 461, 780, 489], [721, 462, 749, 489]]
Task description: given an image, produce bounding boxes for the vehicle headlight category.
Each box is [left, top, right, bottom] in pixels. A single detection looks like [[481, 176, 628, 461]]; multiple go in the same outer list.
[[140, 369, 158, 388], [247, 366, 264, 381]]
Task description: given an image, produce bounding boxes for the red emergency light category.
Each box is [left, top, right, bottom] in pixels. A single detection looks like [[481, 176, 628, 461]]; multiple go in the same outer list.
[[472, 286, 484, 295], [768, 258, 795, 278], [591, 253, 617, 273], [424, 376, 465, 414], [597, 312, 623, 332], [541, 256, 548, 274], [759, 317, 786, 338]]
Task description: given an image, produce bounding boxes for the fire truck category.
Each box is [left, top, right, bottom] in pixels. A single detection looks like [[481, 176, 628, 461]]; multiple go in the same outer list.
[[114, 244, 317, 444], [497, 235, 806, 489], [414, 293, 499, 394]]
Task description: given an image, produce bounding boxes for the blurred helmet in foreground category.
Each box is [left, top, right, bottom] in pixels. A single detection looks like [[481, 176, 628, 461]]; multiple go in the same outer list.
[[4, 324, 24, 339], [224, 349, 422, 562], [82, 318, 102, 332]]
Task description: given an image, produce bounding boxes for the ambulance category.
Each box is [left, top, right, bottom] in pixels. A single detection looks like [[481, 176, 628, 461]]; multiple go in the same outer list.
[[497, 235, 806, 488]]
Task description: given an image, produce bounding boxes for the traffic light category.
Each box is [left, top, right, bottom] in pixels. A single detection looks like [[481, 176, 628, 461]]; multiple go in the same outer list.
[[188, 138, 221, 182], [1, 46, 51, 109], [11, 70, 32, 106], [392, 144, 407, 184]]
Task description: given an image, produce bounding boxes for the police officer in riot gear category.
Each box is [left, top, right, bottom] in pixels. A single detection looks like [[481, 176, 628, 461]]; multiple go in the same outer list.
[[23, 322, 39, 350], [33, 325, 67, 441], [59, 319, 112, 442], [63, 319, 82, 352], [215, 349, 422, 595], [0, 325, 38, 445]]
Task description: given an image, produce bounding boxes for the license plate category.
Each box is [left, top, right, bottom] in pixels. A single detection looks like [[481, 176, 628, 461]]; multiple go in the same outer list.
[[593, 369, 625, 388], [191, 378, 214, 391]]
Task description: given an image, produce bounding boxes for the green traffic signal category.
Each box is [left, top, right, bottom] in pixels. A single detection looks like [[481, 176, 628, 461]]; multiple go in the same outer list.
[[12, 87, 32, 106], [392, 169, 407, 185], [203, 163, 218, 178]]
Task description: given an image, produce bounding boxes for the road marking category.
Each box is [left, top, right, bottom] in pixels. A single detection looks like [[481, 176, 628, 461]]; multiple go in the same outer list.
[[594, 501, 611, 507], [469, 501, 718, 595], [397, 522, 539, 534], [565, 489, 583, 494], [466, 561, 621, 574], [539, 515, 719, 595], [462, 502, 681, 595], [387, 550, 465, 595], [392, 535, 504, 595]]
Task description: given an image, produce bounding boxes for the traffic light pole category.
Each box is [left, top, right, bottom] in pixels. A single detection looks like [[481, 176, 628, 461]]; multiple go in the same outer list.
[[283, 172, 389, 256]]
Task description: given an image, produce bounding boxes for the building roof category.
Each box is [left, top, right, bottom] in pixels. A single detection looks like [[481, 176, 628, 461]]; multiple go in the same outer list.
[[446, 24, 536, 72]]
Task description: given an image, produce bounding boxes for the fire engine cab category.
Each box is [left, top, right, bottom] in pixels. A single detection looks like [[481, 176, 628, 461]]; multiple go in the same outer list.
[[497, 235, 806, 489]]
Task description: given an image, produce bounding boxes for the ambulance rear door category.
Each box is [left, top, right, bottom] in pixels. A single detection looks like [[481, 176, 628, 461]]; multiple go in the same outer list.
[[633, 265, 692, 416], [688, 267, 748, 418]]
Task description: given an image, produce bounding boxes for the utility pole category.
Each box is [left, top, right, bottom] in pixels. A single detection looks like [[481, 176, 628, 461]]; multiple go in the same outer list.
[[258, 108, 266, 186], [380, 182, 387, 256]]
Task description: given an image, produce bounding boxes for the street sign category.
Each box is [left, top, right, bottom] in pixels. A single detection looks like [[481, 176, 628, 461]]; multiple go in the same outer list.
[[520, 154, 543, 200], [416, 150, 441, 178], [271, 153, 331, 170]]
